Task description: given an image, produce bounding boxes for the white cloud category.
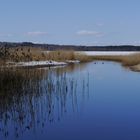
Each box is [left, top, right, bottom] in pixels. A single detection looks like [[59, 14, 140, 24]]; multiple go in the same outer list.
[[27, 31, 48, 36], [76, 30, 104, 37]]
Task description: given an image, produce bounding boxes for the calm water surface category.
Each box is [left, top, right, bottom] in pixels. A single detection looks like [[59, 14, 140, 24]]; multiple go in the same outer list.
[[0, 62, 140, 140]]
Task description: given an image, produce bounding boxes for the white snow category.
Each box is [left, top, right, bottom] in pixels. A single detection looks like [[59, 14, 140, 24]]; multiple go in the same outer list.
[[16, 61, 67, 67], [79, 51, 139, 56], [66, 60, 80, 63], [6, 60, 81, 68]]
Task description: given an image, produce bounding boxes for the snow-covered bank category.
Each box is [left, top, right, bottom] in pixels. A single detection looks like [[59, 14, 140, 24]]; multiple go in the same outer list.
[[15, 61, 67, 67], [66, 60, 80, 63], [6, 60, 80, 68], [5, 61, 67, 68], [78, 51, 139, 56]]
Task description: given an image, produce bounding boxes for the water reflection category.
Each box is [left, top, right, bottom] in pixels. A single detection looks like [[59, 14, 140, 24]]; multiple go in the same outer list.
[[0, 64, 89, 139]]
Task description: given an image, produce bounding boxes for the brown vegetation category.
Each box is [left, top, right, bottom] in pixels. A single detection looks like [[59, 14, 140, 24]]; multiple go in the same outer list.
[[1, 46, 140, 68], [46, 50, 92, 62], [46, 50, 75, 61], [7, 47, 45, 62], [0, 47, 92, 65], [91, 53, 140, 66], [75, 52, 93, 62]]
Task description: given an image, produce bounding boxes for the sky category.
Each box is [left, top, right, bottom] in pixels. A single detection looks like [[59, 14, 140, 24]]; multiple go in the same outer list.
[[0, 0, 140, 46]]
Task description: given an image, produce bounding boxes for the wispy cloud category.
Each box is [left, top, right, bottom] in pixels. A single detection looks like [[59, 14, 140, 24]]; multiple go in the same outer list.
[[96, 23, 104, 27], [0, 33, 13, 37], [76, 30, 104, 37], [27, 31, 48, 36]]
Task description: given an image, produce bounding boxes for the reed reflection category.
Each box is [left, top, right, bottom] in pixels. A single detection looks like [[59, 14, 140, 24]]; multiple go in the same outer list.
[[0, 64, 89, 139]]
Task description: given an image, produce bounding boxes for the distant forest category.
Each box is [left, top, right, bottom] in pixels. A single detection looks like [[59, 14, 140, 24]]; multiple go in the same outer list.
[[1, 42, 140, 51]]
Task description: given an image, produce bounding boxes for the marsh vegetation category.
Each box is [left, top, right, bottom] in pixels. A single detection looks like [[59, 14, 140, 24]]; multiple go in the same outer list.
[[1, 45, 140, 71], [0, 47, 91, 66], [91, 53, 140, 66]]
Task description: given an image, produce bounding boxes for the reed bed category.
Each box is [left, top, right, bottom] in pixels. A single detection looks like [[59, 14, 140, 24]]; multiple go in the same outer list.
[[46, 50, 75, 61], [0, 47, 92, 64], [1, 46, 140, 67], [91, 53, 140, 66]]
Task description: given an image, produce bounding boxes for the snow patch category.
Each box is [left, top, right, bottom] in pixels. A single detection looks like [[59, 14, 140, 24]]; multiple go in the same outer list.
[[16, 61, 67, 67], [79, 51, 139, 56], [66, 60, 80, 63]]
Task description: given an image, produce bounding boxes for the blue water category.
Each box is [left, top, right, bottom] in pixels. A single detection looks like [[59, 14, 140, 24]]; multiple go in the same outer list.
[[0, 62, 140, 140]]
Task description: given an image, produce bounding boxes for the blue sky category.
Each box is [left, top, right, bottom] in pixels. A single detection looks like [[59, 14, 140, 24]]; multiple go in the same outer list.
[[0, 0, 140, 45]]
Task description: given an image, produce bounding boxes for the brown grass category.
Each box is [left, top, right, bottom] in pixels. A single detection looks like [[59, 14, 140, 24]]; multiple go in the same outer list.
[[1, 46, 140, 67], [0, 48, 92, 64], [46, 50, 92, 62], [7, 47, 45, 61], [121, 54, 140, 66], [91, 53, 140, 66], [46, 50, 75, 61], [75, 52, 93, 62]]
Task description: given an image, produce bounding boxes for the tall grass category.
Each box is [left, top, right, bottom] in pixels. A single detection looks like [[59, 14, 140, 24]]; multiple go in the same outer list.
[[46, 50, 92, 62], [121, 53, 140, 66], [91, 53, 140, 66], [75, 52, 93, 62], [7, 47, 45, 61], [1, 46, 140, 67], [0, 47, 92, 64], [46, 50, 75, 61]]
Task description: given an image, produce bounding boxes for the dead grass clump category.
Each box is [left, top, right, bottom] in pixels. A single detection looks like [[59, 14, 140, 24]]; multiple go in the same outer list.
[[46, 51, 93, 62], [121, 53, 140, 66], [7, 47, 47, 62], [0, 59, 5, 66], [91, 55, 122, 63], [46, 50, 75, 61], [0, 47, 93, 63], [91, 53, 140, 66], [75, 52, 93, 62]]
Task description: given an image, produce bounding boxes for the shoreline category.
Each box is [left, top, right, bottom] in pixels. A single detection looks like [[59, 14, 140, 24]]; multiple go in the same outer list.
[[2, 60, 80, 69], [1, 50, 140, 72]]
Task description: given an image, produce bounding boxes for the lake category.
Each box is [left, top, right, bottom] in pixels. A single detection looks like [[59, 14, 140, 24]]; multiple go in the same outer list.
[[0, 61, 140, 140], [79, 51, 139, 56]]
